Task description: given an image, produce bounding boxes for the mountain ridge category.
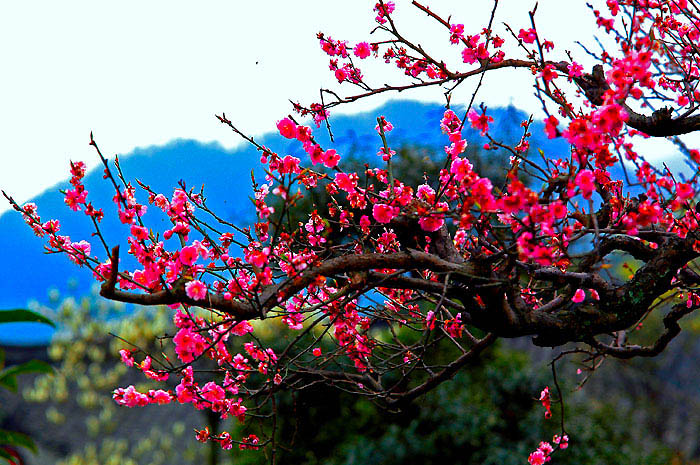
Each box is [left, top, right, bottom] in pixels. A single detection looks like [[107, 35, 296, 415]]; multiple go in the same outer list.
[[1, 100, 570, 344]]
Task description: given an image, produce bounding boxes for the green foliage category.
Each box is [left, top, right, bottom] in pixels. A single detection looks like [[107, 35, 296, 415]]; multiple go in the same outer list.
[[10, 292, 689, 464], [229, 343, 677, 465], [0, 358, 53, 392], [0, 308, 55, 464], [22, 296, 207, 465], [0, 309, 55, 327], [0, 430, 36, 455]]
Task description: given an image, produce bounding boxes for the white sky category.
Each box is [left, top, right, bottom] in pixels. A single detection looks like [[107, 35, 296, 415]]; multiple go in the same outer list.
[[0, 0, 685, 215]]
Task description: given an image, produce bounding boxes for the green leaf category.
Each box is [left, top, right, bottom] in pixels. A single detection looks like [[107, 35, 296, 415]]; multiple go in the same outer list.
[[0, 360, 53, 392], [0, 448, 15, 464], [0, 429, 37, 454], [0, 375, 16, 393], [0, 309, 55, 327]]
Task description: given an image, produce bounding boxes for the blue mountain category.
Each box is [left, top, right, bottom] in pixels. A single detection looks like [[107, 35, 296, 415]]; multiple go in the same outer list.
[[0, 100, 571, 345]]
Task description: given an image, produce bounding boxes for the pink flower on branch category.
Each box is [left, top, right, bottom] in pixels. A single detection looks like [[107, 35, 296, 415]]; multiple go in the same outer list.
[[572, 288, 586, 303], [467, 108, 493, 135], [518, 27, 537, 43], [185, 280, 208, 301], [353, 41, 371, 58], [10, 0, 700, 460], [372, 203, 399, 223]]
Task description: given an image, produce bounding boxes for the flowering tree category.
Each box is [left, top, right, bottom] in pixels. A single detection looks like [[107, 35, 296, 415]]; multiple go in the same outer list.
[[6, 0, 700, 462]]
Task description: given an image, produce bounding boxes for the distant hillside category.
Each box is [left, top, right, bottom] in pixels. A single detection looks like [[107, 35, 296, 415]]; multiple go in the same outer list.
[[0, 100, 569, 344]]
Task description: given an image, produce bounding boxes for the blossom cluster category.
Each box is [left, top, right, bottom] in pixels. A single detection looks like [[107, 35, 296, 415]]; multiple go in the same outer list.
[[8, 0, 700, 459]]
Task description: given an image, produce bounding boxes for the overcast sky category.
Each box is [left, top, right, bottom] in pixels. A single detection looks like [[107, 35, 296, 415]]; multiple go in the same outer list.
[[0, 0, 682, 215]]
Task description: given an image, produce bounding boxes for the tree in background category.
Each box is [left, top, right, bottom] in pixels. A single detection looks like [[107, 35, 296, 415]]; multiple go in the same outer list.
[[20, 292, 681, 465], [19, 296, 205, 465], [6, 0, 700, 462]]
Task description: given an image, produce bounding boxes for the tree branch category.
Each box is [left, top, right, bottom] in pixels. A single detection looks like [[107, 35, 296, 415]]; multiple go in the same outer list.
[[388, 333, 497, 406]]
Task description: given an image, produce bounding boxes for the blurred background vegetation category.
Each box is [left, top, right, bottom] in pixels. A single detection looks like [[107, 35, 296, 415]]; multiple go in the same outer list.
[[3, 289, 694, 465]]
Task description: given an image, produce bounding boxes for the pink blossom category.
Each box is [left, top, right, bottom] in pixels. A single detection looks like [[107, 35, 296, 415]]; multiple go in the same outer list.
[[176, 381, 196, 403], [553, 434, 569, 449], [359, 215, 371, 233], [231, 321, 254, 336], [539, 386, 552, 419], [372, 203, 398, 223], [119, 349, 134, 367], [677, 183, 694, 200], [70, 160, 86, 179], [64, 188, 88, 211], [296, 125, 312, 142], [148, 389, 172, 404], [592, 103, 627, 134], [279, 155, 301, 175], [313, 348, 322, 356], [68, 240, 91, 264], [471, 178, 495, 210], [201, 381, 226, 403], [245, 247, 269, 268], [375, 116, 393, 133], [130, 225, 149, 241], [518, 28, 538, 43], [425, 310, 436, 330], [173, 327, 207, 363], [544, 115, 559, 139], [323, 149, 340, 168], [374, 1, 395, 24], [308, 143, 325, 165], [335, 172, 357, 193], [467, 108, 493, 135], [276, 118, 298, 139], [440, 109, 461, 134], [449, 24, 464, 44], [113, 385, 149, 407], [419, 215, 445, 232], [354, 41, 371, 58], [444, 314, 464, 338], [461, 46, 478, 64], [41, 219, 60, 234], [179, 245, 198, 266], [378, 146, 396, 161], [240, 434, 260, 450], [416, 184, 435, 202], [575, 169, 596, 199], [528, 450, 547, 465], [572, 288, 585, 303], [540, 64, 559, 82], [450, 157, 474, 181], [446, 140, 466, 159], [185, 280, 208, 301], [195, 428, 210, 443], [217, 432, 233, 450], [568, 61, 584, 77], [538, 441, 554, 455]]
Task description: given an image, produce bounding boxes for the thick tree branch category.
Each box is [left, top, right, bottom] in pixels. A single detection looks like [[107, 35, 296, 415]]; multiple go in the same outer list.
[[624, 106, 700, 137], [100, 246, 473, 320], [100, 246, 260, 319], [530, 236, 699, 346], [588, 303, 698, 359]]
